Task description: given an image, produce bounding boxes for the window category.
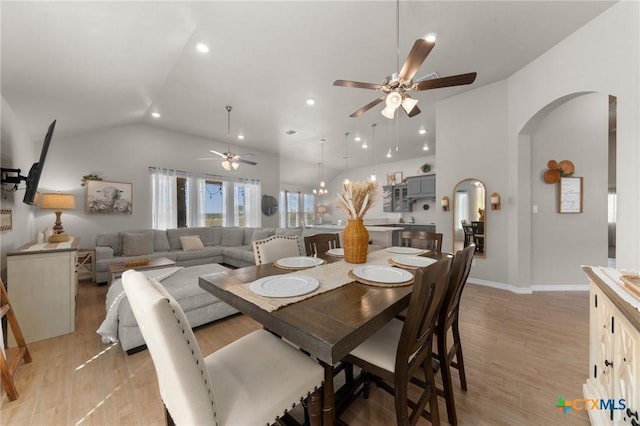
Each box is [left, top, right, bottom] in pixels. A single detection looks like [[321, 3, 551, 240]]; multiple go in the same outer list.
[[150, 167, 260, 229], [279, 190, 315, 228]]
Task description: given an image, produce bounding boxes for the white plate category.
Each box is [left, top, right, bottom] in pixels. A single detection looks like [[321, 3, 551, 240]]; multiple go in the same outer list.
[[391, 256, 437, 268], [351, 265, 413, 284], [250, 275, 320, 298], [385, 246, 426, 255], [326, 248, 344, 257], [275, 256, 324, 269]]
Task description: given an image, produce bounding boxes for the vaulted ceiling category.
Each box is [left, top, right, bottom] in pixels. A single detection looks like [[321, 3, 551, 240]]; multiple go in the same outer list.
[[1, 1, 615, 185]]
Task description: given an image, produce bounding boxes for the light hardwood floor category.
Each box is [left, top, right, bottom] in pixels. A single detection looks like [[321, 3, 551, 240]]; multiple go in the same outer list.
[[1, 279, 590, 425]]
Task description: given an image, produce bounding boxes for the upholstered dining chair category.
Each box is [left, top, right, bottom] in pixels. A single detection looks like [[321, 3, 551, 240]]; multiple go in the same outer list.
[[342, 258, 451, 426], [122, 270, 324, 426], [253, 235, 304, 265], [400, 230, 443, 253], [433, 243, 475, 426], [304, 233, 341, 257]]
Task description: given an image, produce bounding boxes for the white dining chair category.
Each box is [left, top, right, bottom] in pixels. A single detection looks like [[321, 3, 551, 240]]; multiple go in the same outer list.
[[253, 234, 304, 265], [122, 269, 324, 426]]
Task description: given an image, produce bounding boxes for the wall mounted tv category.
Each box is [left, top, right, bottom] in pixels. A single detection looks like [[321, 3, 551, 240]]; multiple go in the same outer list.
[[0, 119, 56, 205]]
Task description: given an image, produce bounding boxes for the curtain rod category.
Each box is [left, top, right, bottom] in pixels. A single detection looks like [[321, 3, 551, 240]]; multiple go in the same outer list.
[[148, 166, 260, 184]]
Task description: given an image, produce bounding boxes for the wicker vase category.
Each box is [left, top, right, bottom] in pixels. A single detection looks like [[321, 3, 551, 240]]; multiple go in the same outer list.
[[343, 219, 369, 264]]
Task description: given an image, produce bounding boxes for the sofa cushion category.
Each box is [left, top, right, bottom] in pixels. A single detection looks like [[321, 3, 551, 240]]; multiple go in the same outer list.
[[121, 231, 154, 256], [153, 230, 171, 252], [221, 228, 245, 247], [96, 231, 122, 256], [223, 246, 255, 263], [174, 246, 224, 262], [180, 235, 205, 251], [251, 228, 275, 244]]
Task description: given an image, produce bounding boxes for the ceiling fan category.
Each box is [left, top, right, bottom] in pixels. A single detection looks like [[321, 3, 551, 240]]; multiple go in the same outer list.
[[334, 38, 477, 119], [198, 105, 257, 170], [333, 0, 476, 119]]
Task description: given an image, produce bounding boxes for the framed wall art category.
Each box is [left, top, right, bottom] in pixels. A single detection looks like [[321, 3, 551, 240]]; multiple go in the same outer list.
[[394, 171, 403, 185], [86, 180, 133, 214], [1, 209, 12, 231], [558, 177, 583, 213]]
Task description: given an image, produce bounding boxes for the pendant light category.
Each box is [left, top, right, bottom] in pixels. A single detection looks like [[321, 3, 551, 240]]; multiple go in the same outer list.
[[370, 123, 377, 181], [313, 139, 328, 195], [343, 132, 350, 184]]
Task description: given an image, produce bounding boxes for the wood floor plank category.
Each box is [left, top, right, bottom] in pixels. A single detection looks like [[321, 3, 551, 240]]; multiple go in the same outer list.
[[1, 279, 592, 425]]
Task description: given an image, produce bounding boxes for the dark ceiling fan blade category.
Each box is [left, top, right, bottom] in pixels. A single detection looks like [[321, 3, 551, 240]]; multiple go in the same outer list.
[[349, 96, 385, 118], [209, 150, 226, 158], [412, 72, 477, 91], [406, 105, 421, 117], [334, 80, 384, 90], [398, 39, 435, 82], [237, 158, 257, 166]]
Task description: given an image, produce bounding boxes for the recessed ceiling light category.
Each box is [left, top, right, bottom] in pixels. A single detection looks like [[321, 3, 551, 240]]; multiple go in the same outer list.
[[151, 112, 160, 118], [237, 135, 245, 140], [422, 142, 429, 151], [425, 33, 437, 43], [419, 129, 427, 135], [306, 98, 315, 106], [354, 136, 361, 142], [196, 43, 210, 53]]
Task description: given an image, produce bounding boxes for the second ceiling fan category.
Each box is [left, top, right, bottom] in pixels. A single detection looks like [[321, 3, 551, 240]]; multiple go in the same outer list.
[[334, 37, 477, 119]]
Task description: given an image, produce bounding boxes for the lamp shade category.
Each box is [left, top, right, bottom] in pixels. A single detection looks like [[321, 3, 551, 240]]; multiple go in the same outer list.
[[40, 193, 76, 210]]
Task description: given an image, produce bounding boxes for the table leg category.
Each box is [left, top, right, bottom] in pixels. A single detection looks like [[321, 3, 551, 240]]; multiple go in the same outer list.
[[321, 361, 335, 426]]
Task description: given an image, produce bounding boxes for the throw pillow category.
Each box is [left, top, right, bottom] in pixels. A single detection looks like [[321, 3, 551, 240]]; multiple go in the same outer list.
[[180, 235, 205, 251], [122, 232, 154, 257]]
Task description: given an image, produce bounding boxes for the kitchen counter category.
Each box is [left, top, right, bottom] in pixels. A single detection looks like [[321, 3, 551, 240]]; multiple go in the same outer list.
[[306, 224, 405, 246]]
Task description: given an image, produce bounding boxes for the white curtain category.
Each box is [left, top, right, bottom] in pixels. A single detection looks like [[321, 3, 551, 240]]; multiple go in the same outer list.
[[151, 168, 177, 230], [454, 191, 469, 240], [244, 181, 262, 227], [222, 181, 233, 227], [186, 177, 206, 227]]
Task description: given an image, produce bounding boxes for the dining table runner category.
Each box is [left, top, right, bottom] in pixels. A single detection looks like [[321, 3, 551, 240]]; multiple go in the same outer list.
[[228, 249, 416, 312], [588, 265, 640, 312]]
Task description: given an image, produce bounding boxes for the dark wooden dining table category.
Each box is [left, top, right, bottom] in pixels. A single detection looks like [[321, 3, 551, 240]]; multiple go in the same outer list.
[[199, 249, 445, 426]]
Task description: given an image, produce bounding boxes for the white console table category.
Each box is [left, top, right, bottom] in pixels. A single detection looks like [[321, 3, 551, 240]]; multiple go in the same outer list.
[[6, 237, 79, 346], [583, 266, 639, 425]]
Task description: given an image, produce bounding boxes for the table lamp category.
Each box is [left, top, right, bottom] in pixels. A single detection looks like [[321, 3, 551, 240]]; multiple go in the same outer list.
[[40, 192, 76, 242]]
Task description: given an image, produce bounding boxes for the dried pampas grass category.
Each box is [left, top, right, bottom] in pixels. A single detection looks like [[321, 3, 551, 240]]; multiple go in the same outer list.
[[336, 180, 379, 219]]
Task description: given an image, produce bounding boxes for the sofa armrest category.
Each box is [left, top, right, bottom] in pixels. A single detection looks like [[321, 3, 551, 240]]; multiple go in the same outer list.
[[95, 246, 114, 260]]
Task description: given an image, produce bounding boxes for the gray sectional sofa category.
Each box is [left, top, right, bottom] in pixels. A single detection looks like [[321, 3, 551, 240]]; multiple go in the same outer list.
[[95, 226, 317, 284], [95, 226, 333, 353]]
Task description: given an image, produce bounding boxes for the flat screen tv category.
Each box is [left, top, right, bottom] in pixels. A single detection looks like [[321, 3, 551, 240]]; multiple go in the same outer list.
[[23, 119, 56, 205]]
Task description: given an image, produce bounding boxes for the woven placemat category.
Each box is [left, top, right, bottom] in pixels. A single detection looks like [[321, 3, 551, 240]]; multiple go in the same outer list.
[[347, 270, 414, 288], [274, 259, 326, 271]]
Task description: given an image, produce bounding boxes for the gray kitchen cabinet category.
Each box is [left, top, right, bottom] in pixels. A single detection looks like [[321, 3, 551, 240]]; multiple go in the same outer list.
[[407, 174, 436, 199], [383, 185, 412, 212]]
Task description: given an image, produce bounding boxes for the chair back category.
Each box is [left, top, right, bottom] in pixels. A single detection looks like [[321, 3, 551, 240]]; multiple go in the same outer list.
[[440, 244, 475, 330], [253, 235, 304, 265], [396, 257, 450, 376], [304, 233, 340, 256], [400, 231, 443, 252], [462, 225, 474, 248], [122, 270, 217, 425]]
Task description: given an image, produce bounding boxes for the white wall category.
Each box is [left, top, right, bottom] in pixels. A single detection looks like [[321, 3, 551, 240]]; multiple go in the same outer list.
[[437, 80, 509, 284], [29, 123, 280, 248], [435, 1, 639, 290], [0, 96, 38, 280], [530, 93, 608, 286]]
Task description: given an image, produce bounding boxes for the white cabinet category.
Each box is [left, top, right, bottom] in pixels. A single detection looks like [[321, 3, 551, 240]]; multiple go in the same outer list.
[[7, 238, 79, 346], [585, 271, 639, 425]]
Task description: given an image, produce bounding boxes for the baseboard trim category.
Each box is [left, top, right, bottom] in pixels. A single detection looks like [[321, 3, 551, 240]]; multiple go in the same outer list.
[[468, 279, 589, 294]]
